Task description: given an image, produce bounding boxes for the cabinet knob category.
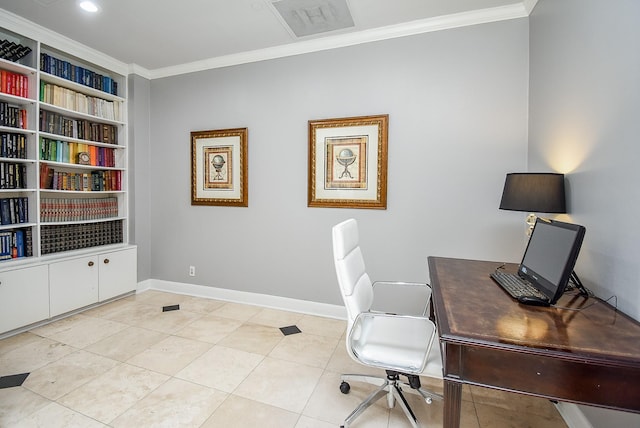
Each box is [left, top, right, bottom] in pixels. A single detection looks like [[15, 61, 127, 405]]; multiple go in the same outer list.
[[104, 258, 110, 264], [88, 261, 94, 267]]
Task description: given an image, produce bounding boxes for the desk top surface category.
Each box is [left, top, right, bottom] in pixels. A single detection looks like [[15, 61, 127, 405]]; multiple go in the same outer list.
[[428, 256, 640, 366]]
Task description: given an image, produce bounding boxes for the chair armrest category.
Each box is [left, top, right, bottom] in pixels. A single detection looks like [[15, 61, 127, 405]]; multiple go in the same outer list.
[[372, 281, 432, 289], [371, 281, 432, 316]]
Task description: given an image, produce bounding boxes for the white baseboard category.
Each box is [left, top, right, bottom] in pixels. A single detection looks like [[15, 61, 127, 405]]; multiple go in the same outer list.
[[555, 402, 592, 428], [136, 278, 153, 293], [139, 279, 347, 320]]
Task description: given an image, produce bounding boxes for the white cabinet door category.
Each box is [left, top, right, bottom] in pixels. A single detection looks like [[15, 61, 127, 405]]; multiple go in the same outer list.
[[49, 256, 99, 317], [0, 265, 49, 334], [99, 247, 137, 301]]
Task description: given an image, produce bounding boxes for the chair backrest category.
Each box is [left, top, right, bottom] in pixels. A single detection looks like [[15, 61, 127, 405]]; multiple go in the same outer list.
[[332, 219, 374, 332]]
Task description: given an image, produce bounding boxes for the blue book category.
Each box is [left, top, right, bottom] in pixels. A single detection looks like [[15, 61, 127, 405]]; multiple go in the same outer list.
[[0, 232, 11, 259], [0, 198, 10, 225], [17, 197, 25, 223], [15, 229, 24, 257]]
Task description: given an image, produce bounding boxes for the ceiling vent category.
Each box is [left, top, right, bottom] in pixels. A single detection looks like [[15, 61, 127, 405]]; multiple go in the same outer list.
[[270, 0, 355, 37]]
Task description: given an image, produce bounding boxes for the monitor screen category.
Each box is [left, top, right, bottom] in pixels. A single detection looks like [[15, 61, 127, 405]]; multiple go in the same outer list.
[[518, 218, 586, 303]]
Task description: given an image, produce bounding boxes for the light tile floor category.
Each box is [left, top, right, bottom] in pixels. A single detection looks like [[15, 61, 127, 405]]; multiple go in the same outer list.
[[0, 290, 569, 427]]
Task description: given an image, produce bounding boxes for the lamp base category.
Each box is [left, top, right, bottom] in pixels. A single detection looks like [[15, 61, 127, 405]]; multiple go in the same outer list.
[[526, 213, 537, 237]]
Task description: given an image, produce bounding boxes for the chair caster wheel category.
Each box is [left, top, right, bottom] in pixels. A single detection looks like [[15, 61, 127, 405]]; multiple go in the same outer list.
[[340, 381, 350, 394]]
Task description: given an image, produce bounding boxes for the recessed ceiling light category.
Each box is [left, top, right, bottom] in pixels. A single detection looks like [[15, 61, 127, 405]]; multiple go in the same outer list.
[[79, 1, 99, 13]]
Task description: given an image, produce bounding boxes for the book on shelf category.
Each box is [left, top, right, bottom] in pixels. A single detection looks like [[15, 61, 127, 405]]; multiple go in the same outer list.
[[39, 163, 121, 191], [17, 197, 27, 223], [0, 231, 11, 260], [0, 69, 29, 98], [24, 226, 32, 256], [0, 197, 29, 225], [39, 163, 54, 189], [14, 229, 24, 257], [39, 52, 118, 96], [0, 198, 10, 224], [0, 40, 10, 59], [0, 39, 32, 63], [9, 198, 15, 224], [0, 101, 27, 129], [39, 81, 119, 121], [40, 219, 122, 254], [0, 162, 27, 189], [40, 196, 117, 222], [0, 227, 31, 260], [39, 109, 118, 144], [0, 132, 27, 158]]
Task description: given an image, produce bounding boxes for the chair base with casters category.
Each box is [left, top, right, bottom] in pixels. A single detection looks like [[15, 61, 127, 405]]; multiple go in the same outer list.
[[338, 370, 443, 428], [337, 311, 444, 427]]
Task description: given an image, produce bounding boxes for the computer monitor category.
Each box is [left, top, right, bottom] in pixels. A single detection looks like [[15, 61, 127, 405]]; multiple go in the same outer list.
[[518, 218, 586, 304]]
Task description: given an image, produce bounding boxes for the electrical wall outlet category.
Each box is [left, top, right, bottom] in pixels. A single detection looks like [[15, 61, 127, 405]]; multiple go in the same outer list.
[[189, 266, 195, 277]]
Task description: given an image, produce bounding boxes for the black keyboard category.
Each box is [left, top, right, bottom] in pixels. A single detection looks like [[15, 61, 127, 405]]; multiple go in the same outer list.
[[490, 270, 548, 301]]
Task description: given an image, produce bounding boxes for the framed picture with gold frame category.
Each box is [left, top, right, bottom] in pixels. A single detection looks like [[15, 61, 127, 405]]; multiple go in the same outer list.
[[308, 114, 388, 209], [191, 128, 248, 207]]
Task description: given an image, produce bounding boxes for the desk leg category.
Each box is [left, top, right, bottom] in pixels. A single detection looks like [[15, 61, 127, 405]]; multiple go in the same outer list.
[[443, 379, 462, 428]]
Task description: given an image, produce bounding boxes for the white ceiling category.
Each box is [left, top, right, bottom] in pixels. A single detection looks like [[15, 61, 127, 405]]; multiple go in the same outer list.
[[0, 0, 537, 78]]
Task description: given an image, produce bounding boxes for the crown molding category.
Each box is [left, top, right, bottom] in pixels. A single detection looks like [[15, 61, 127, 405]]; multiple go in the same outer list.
[[0, 9, 129, 76], [150, 3, 530, 79], [128, 63, 152, 80], [523, 0, 540, 15]]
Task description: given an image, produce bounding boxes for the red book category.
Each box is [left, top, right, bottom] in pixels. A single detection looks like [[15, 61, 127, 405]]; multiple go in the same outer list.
[[8, 72, 15, 95], [0, 70, 7, 93], [20, 109, 27, 129], [22, 75, 28, 98]]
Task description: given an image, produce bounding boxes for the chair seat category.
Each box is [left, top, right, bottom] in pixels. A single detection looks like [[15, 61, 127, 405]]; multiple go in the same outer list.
[[350, 314, 442, 378]]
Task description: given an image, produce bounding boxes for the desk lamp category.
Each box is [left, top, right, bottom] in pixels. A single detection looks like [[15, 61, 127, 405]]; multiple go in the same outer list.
[[499, 173, 566, 235]]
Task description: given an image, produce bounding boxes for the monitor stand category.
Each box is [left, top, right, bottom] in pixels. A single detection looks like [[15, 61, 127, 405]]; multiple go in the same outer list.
[[569, 271, 590, 297]]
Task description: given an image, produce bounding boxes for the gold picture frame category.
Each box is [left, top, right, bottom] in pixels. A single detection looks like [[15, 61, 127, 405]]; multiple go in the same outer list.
[[191, 128, 248, 207], [308, 114, 388, 209]]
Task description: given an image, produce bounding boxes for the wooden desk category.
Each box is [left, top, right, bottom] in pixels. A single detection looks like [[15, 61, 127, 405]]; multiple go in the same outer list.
[[428, 256, 640, 428]]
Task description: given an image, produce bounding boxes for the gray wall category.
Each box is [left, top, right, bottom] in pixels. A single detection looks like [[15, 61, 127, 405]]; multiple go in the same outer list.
[[128, 74, 152, 281], [145, 18, 530, 305], [529, 0, 640, 427]]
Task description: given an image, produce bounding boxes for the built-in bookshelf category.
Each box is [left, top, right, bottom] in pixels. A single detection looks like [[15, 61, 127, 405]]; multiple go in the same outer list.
[[0, 22, 135, 336], [0, 27, 38, 266], [37, 43, 127, 259], [0, 24, 128, 263]]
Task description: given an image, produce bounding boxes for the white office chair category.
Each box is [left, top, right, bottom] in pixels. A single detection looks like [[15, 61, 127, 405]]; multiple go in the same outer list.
[[332, 218, 443, 428]]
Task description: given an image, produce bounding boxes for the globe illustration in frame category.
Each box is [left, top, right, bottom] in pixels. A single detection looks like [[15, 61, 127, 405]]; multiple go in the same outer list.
[[336, 148, 356, 179], [211, 154, 225, 180]]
